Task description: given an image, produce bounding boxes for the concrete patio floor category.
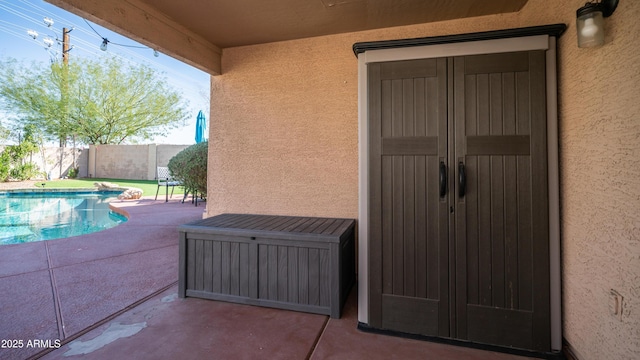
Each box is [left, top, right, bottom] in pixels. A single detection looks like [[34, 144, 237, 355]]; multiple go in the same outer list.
[[0, 195, 204, 360], [1, 195, 542, 360]]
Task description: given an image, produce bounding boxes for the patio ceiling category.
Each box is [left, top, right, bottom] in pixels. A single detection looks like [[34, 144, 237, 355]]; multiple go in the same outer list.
[[46, 0, 528, 75]]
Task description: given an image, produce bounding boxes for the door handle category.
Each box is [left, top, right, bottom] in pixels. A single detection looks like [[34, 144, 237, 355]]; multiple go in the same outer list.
[[439, 161, 447, 197], [458, 161, 466, 198]]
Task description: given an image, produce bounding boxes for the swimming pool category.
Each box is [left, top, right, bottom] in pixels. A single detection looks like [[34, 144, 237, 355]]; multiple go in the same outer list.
[[0, 190, 128, 245]]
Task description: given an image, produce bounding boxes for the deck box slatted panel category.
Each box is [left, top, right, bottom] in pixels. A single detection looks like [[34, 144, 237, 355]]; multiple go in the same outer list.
[[178, 214, 356, 318]]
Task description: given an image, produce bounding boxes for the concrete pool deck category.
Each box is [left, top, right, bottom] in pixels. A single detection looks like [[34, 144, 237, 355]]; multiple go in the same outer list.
[[1, 192, 541, 360], [0, 195, 204, 360]]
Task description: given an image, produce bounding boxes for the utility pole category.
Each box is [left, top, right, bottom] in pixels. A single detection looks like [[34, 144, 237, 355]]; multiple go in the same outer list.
[[60, 27, 72, 177], [27, 20, 75, 179], [62, 27, 70, 65]]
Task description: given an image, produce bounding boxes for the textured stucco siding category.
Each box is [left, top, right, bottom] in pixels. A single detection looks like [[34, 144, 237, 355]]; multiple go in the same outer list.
[[555, 1, 640, 359], [210, 39, 359, 218], [209, 0, 639, 359]]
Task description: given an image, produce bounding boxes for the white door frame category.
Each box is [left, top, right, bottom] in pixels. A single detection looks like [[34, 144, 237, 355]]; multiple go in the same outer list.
[[357, 34, 562, 351]]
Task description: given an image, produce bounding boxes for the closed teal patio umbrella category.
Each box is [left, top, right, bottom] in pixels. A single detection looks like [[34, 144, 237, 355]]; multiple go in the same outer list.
[[195, 110, 206, 143]]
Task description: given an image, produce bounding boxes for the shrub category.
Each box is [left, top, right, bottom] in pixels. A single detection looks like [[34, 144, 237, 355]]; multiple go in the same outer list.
[[0, 151, 10, 182], [1, 145, 39, 182], [9, 162, 39, 181], [0, 133, 40, 182], [67, 167, 79, 179], [168, 141, 208, 196]]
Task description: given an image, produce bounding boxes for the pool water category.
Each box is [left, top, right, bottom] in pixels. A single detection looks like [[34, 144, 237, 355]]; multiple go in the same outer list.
[[0, 191, 128, 244]]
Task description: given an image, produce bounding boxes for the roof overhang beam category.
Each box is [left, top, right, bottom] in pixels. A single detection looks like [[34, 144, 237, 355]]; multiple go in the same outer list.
[[46, 0, 222, 75]]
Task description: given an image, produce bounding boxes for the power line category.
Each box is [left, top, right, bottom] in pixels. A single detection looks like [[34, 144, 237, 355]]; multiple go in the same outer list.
[[0, 3, 49, 29], [0, 1, 209, 98], [16, 0, 105, 40], [17, 0, 55, 17], [2, 2, 153, 57], [1, 1, 210, 145]]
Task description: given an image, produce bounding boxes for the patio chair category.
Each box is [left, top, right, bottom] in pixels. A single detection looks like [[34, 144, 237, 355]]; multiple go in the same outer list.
[[155, 166, 182, 202]]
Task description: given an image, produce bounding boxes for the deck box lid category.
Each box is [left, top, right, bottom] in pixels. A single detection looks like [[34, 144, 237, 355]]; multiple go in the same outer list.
[[178, 213, 355, 243]]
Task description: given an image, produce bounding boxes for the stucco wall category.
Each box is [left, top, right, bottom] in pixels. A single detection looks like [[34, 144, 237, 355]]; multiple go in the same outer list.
[[209, 40, 359, 218], [88, 144, 189, 180], [210, 0, 639, 358], [554, 1, 640, 359]]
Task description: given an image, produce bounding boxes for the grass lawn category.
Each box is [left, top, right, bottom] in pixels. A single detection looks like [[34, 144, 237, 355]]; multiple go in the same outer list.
[[42, 178, 185, 197]]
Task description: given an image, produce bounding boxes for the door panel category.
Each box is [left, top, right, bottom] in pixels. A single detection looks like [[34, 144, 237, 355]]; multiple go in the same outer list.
[[466, 305, 533, 349], [369, 58, 449, 337], [368, 50, 550, 352], [455, 51, 549, 351], [381, 294, 440, 335]]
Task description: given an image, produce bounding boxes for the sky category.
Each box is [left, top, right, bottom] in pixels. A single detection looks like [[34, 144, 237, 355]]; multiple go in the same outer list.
[[0, 0, 210, 145]]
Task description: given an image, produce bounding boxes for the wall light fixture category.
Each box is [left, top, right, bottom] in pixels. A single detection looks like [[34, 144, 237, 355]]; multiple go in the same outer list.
[[576, 0, 619, 47]]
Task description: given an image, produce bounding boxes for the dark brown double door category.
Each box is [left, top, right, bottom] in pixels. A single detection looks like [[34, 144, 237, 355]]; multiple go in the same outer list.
[[368, 51, 550, 352]]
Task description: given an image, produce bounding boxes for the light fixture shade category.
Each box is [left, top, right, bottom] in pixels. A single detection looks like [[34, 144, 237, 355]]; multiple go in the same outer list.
[[100, 39, 108, 51], [577, 3, 605, 47], [43, 37, 54, 48]]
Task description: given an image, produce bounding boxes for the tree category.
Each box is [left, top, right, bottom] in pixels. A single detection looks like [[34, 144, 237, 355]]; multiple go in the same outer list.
[[0, 56, 189, 145], [0, 58, 64, 144], [0, 118, 9, 143], [0, 125, 40, 181]]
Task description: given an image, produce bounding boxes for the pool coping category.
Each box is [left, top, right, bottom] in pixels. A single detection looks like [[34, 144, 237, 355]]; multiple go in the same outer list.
[[0, 188, 125, 196], [1, 189, 135, 219]]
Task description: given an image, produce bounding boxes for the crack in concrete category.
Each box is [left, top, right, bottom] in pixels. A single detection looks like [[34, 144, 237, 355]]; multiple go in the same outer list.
[[44, 240, 66, 340]]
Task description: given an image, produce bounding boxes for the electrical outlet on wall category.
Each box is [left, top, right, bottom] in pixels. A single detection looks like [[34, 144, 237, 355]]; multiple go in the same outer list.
[[609, 289, 624, 321]]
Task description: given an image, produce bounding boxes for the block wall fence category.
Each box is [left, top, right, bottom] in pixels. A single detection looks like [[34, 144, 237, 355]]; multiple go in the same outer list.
[[87, 144, 189, 180], [1, 144, 188, 180]]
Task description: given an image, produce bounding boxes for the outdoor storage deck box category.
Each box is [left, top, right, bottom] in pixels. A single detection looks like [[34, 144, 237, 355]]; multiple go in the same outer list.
[[178, 213, 356, 318]]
